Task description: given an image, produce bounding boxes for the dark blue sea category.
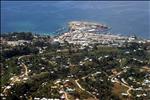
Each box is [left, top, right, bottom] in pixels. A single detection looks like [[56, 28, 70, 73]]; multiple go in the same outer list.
[[1, 1, 150, 38]]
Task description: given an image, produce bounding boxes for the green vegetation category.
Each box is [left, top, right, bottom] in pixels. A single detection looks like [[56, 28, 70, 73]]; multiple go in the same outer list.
[[1, 58, 19, 86], [1, 32, 150, 99]]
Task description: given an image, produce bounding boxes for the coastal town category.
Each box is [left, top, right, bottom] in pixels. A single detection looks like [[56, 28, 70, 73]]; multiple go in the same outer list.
[[1, 21, 150, 100], [55, 21, 148, 46]]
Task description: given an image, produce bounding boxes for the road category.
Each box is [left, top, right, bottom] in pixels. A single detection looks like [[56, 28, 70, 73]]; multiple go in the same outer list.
[[74, 71, 109, 100], [110, 70, 133, 96], [75, 79, 98, 100], [75, 79, 85, 91], [64, 92, 69, 100], [3, 55, 30, 95], [21, 63, 28, 76], [18, 55, 31, 76]]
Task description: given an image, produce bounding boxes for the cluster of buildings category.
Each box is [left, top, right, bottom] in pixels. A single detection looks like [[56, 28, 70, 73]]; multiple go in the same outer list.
[[54, 21, 148, 46], [0, 37, 30, 47], [68, 21, 109, 33], [1, 21, 149, 47]]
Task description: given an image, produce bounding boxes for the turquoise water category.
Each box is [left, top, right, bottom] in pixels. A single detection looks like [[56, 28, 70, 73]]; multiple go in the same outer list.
[[1, 1, 150, 38]]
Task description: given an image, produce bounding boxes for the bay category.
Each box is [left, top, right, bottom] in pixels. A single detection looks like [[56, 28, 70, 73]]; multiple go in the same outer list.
[[1, 1, 150, 38]]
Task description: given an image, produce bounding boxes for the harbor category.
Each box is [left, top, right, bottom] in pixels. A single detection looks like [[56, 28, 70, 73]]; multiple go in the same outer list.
[[54, 21, 136, 46]]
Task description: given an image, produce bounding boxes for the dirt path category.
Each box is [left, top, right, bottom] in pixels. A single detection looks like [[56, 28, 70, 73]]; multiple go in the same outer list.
[[111, 71, 133, 96], [3, 55, 30, 95], [75, 79, 98, 100], [21, 63, 28, 76], [18, 55, 31, 76], [64, 92, 69, 100]]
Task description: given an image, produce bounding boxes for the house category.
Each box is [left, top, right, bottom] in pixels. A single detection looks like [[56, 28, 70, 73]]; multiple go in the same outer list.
[[121, 93, 128, 96]]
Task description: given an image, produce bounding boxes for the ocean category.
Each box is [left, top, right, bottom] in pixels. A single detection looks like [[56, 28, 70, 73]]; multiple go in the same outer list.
[[1, 1, 150, 38]]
